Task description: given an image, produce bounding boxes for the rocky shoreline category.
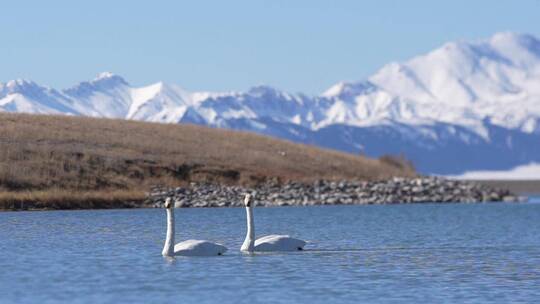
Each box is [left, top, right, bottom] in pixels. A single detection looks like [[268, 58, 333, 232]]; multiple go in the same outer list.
[[146, 177, 523, 208]]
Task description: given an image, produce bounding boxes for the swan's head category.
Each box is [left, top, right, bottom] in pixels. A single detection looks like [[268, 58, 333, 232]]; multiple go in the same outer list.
[[244, 193, 253, 207], [164, 197, 173, 209]]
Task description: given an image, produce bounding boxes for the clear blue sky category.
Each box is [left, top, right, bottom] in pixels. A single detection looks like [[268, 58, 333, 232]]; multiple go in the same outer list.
[[2, 0, 539, 94]]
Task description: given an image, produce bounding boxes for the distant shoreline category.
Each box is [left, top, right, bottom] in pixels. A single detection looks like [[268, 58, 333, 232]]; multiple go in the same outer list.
[[1, 177, 525, 212], [472, 180, 540, 195]]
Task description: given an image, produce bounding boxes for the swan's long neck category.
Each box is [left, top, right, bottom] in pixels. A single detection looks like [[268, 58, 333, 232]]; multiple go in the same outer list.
[[162, 208, 175, 256], [241, 206, 255, 252]]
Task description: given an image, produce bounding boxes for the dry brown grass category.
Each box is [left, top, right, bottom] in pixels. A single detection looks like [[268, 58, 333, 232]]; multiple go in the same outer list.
[[379, 154, 415, 172], [0, 112, 415, 209], [0, 189, 145, 210]]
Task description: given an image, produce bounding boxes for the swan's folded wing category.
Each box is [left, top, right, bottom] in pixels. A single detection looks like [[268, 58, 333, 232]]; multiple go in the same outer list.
[[254, 235, 306, 251], [174, 239, 227, 256]]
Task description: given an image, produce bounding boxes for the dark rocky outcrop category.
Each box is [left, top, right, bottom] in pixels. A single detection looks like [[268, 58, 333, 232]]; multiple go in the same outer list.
[[146, 177, 523, 208]]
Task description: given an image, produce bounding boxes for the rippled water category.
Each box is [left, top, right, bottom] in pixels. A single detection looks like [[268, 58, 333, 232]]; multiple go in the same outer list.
[[1, 202, 540, 303]]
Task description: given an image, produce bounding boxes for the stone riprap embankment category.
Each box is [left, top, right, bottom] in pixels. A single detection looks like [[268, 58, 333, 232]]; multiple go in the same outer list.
[[146, 177, 522, 208]]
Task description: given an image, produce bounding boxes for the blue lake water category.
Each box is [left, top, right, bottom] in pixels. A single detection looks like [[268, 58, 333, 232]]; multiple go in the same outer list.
[[1, 202, 540, 303]]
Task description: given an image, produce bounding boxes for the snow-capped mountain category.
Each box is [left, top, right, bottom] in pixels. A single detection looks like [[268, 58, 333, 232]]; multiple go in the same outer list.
[[324, 32, 540, 135], [1, 32, 539, 175]]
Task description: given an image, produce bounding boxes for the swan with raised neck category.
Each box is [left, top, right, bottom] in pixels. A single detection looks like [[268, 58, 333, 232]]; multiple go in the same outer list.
[[162, 197, 227, 257], [240, 193, 307, 252]]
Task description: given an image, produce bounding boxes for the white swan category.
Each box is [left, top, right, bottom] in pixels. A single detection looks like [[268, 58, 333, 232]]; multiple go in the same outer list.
[[241, 193, 306, 252], [162, 198, 227, 257]]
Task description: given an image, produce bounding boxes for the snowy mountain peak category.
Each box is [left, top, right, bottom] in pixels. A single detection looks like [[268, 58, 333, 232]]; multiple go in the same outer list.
[[94, 71, 120, 81], [247, 85, 283, 97], [0, 79, 54, 99], [91, 72, 128, 86], [1, 32, 540, 175], [6, 78, 32, 86], [95, 71, 114, 79], [490, 31, 539, 47], [4, 79, 40, 90], [322, 81, 377, 100], [64, 73, 128, 99]]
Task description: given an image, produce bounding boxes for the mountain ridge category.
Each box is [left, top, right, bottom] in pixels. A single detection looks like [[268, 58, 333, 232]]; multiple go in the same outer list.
[[1, 32, 539, 175]]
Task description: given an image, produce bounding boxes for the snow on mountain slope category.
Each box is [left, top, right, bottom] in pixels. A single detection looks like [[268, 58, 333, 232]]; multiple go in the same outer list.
[[0, 79, 78, 115], [63, 72, 132, 117], [325, 32, 540, 135], [128, 82, 194, 123], [451, 162, 540, 180], [193, 86, 318, 128], [1, 32, 539, 175]]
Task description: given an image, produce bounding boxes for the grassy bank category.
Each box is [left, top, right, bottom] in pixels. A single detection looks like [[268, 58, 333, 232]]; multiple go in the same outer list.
[[0, 113, 415, 210], [0, 189, 146, 210]]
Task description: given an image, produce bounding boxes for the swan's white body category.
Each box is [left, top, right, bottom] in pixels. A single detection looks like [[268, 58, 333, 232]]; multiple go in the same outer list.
[[172, 239, 227, 257], [162, 198, 227, 257], [241, 194, 306, 252], [253, 234, 307, 251]]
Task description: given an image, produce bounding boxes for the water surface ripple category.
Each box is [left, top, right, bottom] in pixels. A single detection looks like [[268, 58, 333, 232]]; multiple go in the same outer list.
[[1, 203, 539, 303]]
